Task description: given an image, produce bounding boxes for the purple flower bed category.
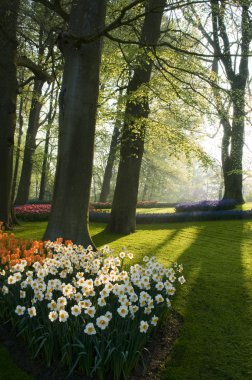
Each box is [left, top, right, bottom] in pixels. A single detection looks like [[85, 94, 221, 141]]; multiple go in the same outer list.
[[175, 199, 237, 213]]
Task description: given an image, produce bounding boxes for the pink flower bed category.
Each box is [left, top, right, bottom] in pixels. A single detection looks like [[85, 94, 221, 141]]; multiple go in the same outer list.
[[14, 204, 51, 214], [14, 204, 51, 221]]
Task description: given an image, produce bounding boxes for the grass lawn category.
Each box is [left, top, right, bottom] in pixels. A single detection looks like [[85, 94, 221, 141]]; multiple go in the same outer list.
[[236, 201, 252, 211], [136, 207, 175, 214], [1, 219, 252, 379], [95, 207, 176, 214]]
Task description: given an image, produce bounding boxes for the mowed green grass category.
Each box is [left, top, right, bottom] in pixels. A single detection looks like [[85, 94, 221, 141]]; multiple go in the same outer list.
[[236, 201, 252, 211], [99, 207, 176, 214], [1, 219, 252, 380]]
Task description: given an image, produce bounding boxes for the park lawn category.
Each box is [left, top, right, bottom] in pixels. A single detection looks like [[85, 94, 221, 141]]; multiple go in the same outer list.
[[136, 207, 175, 214], [1, 220, 252, 380], [95, 207, 176, 214], [236, 201, 252, 211]]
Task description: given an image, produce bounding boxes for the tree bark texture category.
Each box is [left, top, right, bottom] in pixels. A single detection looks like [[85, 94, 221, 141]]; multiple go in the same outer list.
[[223, 79, 246, 203], [11, 96, 24, 205], [0, 0, 19, 226], [99, 125, 120, 202], [106, 0, 166, 234], [39, 84, 56, 201], [43, 0, 107, 246], [15, 79, 44, 204], [39, 126, 50, 201], [99, 106, 121, 202]]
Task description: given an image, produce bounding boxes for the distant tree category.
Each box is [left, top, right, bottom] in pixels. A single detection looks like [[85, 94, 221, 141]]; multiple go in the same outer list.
[[185, 1, 252, 203], [15, 78, 45, 204], [15, 4, 56, 204], [99, 88, 123, 202]]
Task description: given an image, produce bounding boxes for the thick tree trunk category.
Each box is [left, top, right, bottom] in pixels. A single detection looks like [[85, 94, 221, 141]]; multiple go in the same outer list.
[[15, 79, 44, 204], [223, 83, 245, 203], [11, 96, 24, 204], [106, 0, 165, 234], [43, 0, 107, 246], [99, 124, 120, 202], [0, 0, 19, 227]]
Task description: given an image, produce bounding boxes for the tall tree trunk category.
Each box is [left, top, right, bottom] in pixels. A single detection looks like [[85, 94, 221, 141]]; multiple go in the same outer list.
[[221, 118, 232, 200], [39, 84, 56, 201], [15, 79, 44, 204], [11, 95, 24, 204], [99, 88, 124, 202], [106, 0, 165, 234], [223, 81, 245, 203], [0, 0, 19, 227], [43, 0, 107, 246], [39, 126, 50, 201], [99, 124, 120, 202]]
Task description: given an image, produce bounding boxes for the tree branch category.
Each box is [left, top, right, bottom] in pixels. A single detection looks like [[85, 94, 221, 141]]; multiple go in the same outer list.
[[32, 0, 69, 21], [16, 56, 54, 83]]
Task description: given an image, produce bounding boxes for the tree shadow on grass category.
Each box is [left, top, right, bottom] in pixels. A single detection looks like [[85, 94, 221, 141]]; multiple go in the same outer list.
[[92, 223, 186, 252], [92, 228, 126, 246], [158, 220, 252, 380]]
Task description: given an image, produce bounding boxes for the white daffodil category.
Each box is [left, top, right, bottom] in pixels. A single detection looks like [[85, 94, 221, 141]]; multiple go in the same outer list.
[[98, 297, 106, 307], [71, 305, 81, 317], [48, 311, 58, 322], [105, 311, 112, 321], [2, 285, 9, 295], [139, 320, 149, 333], [127, 252, 133, 260], [57, 296, 67, 308], [96, 315, 109, 330], [7, 275, 16, 285], [178, 276, 186, 284], [85, 306, 96, 318], [155, 294, 164, 304], [59, 309, 69, 322], [28, 306, 37, 318], [119, 251, 126, 259], [84, 322, 96, 335], [151, 315, 159, 326], [48, 300, 57, 310], [155, 282, 164, 291], [15, 305, 25, 316], [117, 305, 128, 318]]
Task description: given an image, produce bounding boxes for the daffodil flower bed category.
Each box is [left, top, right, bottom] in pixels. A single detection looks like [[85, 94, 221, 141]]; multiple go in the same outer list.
[[0, 241, 185, 380]]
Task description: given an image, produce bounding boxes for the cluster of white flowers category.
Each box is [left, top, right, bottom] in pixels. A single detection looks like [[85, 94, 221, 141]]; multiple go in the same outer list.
[[0, 242, 185, 335]]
